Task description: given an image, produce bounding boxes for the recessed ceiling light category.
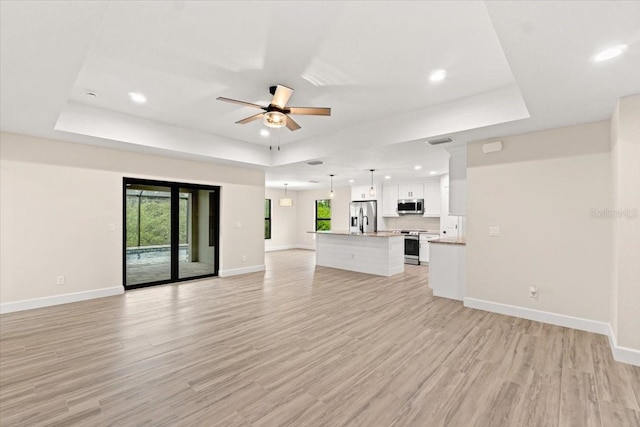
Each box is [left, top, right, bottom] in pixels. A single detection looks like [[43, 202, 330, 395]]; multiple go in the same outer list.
[[348, 179, 354, 183], [594, 44, 628, 62], [430, 171, 437, 175], [384, 175, 391, 179], [260, 129, 270, 137], [414, 165, 422, 170], [128, 92, 147, 104], [429, 69, 447, 82]]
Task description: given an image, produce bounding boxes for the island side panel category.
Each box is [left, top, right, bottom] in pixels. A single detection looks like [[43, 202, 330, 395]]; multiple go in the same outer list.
[[429, 242, 466, 300], [315, 234, 404, 276]]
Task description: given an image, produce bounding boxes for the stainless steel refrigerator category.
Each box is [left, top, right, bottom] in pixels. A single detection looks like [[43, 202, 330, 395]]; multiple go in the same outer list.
[[349, 201, 377, 233]]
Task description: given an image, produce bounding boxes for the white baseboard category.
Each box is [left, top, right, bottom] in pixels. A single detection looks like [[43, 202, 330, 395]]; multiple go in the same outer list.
[[608, 324, 640, 367], [219, 264, 266, 277], [0, 286, 124, 314], [265, 245, 297, 252], [464, 298, 610, 334], [464, 297, 639, 367], [265, 245, 316, 252]]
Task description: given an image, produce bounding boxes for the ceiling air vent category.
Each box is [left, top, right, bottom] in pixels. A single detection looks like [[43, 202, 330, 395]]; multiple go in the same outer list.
[[307, 160, 324, 166], [427, 137, 453, 145], [308, 180, 320, 184]]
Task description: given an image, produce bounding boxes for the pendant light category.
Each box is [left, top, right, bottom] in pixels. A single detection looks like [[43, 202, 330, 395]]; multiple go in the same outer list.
[[369, 169, 375, 196], [279, 183, 293, 207], [329, 174, 335, 198]]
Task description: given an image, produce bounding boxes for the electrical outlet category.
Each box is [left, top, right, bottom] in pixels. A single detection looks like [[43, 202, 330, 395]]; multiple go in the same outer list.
[[529, 285, 538, 299], [489, 226, 501, 237], [241, 255, 247, 262], [56, 275, 65, 285], [107, 223, 115, 232]]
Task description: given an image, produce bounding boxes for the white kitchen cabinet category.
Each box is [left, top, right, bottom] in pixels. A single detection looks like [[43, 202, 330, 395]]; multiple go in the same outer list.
[[351, 185, 379, 201], [446, 146, 467, 216], [382, 185, 399, 217], [440, 174, 460, 239], [429, 242, 466, 301], [419, 234, 439, 263], [351, 185, 370, 201], [440, 174, 449, 217], [423, 180, 441, 217], [449, 179, 467, 216], [398, 184, 424, 199]]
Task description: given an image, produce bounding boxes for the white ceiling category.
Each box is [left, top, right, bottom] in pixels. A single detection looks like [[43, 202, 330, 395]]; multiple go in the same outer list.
[[1, 1, 639, 190]]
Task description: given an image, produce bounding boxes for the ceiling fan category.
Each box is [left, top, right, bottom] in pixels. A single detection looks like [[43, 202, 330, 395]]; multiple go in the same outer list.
[[216, 85, 331, 131]]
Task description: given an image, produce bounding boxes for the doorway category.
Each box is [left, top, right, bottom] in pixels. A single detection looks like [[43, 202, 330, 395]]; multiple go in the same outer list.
[[123, 178, 220, 289]]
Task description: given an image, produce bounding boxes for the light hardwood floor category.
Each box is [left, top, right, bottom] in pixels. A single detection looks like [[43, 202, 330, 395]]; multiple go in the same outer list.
[[1, 250, 639, 426]]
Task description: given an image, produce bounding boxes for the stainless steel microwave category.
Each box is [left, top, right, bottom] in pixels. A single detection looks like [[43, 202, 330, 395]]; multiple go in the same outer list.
[[397, 199, 424, 215]]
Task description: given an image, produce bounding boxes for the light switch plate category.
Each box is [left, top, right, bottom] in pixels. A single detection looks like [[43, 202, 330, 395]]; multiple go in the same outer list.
[[107, 223, 115, 232], [489, 226, 501, 236]]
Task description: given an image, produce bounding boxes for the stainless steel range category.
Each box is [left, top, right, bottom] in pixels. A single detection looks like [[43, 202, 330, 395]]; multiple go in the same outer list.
[[393, 230, 421, 265]]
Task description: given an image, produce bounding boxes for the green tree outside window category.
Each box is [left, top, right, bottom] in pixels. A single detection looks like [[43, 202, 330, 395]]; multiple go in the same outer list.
[[316, 199, 331, 231]]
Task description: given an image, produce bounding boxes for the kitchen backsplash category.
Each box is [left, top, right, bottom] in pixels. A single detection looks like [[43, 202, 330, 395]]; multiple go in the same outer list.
[[381, 216, 440, 232]]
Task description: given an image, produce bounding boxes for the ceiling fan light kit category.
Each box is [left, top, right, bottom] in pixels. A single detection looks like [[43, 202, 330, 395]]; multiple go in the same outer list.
[[217, 84, 331, 132], [263, 111, 287, 128]]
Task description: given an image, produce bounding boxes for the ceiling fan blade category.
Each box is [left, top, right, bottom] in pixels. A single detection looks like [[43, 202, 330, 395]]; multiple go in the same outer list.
[[285, 115, 301, 131], [235, 113, 264, 124], [287, 107, 331, 116], [217, 97, 266, 110], [271, 85, 294, 108]]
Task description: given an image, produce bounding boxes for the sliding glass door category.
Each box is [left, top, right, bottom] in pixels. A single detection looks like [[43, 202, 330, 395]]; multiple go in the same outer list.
[[123, 178, 220, 289], [125, 184, 173, 286], [178, 187, 218, 280]]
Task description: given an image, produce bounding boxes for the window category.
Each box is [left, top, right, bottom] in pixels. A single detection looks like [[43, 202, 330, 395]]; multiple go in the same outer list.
[[316, 199, 331, 231], [265, 199, 271, 239]]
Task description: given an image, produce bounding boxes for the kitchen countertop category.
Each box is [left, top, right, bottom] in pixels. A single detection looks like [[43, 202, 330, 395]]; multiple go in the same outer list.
[[429, 238, 466, 245], [309, 231, 401, 238]]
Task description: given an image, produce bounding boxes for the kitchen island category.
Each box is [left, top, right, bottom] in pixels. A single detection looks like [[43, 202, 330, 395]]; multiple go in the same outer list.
[[311, 231, 404, 276]]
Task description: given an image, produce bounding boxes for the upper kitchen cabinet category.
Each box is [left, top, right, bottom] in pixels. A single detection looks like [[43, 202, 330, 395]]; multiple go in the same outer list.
[[440, 174, 449, 217], [423, 180, 441, 217], [446, 146, 467, 216], [449, 180, 467, 216], [382, 181, 440, 217], [351, 184, 380, 202], [398, 184, 424, 199], [382, 185, 399, 217]]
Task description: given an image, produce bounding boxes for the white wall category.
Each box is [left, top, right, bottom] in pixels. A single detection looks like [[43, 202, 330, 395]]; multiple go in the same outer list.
[[0, 132, 265, 307], [610, 94, 640, 350], [296, 186, 351, 250], [264, 187, 298, 251], [466, 121, 613, 323]]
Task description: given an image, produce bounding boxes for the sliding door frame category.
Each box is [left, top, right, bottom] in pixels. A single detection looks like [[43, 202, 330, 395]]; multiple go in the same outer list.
[[122, 177, 220, 290]]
